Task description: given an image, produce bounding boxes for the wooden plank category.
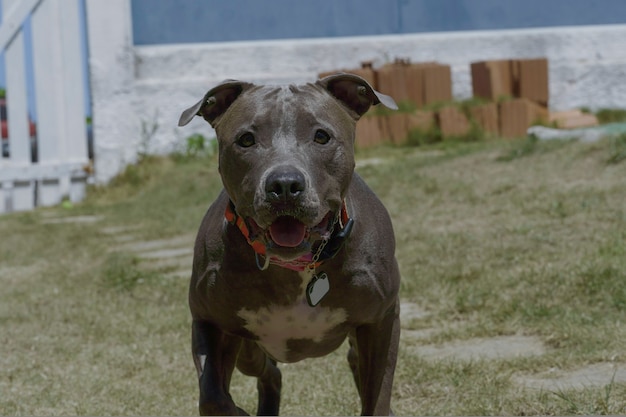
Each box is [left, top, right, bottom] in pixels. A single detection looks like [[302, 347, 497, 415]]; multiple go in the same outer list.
[[3, 0, 35, 211], [30, 0, 62, 206], [5, 31, 30, 162], [0, 161, 87, 182], [58, 0, 88, 204], [0, 176, 6, 214], [515, 58, 549, 106], [0, 104, 4, 213], [0, 0, 12, 212], [0, 182, 11, 213], [30, 0, 88, 207], [3, 0, 32, 212], [31, 0, 65, 162], [0, 0, 42, 50], [58, 0, 87, 163], [0, 103, 4, 213]]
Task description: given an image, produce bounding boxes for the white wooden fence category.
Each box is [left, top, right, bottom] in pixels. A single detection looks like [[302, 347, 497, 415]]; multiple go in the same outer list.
[[0, 0, 88, 213]]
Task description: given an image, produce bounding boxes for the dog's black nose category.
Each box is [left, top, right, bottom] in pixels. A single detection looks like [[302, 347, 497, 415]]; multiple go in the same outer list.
[[265, 167, 306, 201]]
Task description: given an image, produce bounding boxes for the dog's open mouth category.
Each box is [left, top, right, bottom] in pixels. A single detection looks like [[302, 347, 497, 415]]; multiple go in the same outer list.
[[248, 212, 334, 251], [268, 216, 308, 248]]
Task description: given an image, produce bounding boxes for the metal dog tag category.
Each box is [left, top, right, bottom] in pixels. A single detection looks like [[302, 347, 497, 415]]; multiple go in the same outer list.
[[306, 272, 329, 307]]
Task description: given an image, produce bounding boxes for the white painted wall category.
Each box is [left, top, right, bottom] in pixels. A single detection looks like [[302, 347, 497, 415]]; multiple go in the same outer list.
[[85, 0, 136, 185], [87, 0, 626, 183]]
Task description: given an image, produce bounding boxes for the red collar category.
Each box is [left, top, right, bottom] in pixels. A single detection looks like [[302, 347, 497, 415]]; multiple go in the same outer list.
[[224, 201, 350, 272]]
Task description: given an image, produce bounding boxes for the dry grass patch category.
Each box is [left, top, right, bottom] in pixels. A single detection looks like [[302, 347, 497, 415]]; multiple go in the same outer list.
[[1, 137, 625, 415]]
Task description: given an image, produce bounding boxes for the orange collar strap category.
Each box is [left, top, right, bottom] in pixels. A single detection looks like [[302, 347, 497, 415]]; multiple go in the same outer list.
[[224, 201, 351, 271]]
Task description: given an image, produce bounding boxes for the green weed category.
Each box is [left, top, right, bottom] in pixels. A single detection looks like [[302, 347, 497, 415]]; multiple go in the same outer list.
[[406, 126, 441, 146], [173, 133, 218, 161], [607, 133, 626, 164], [496, 135, 576, 162], [549, 376, 626, 415], [595, 108, 626, 124], [101, 252, 151, 291]]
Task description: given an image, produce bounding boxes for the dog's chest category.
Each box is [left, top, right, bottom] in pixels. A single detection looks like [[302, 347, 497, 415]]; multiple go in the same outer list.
[[236, 272, 347, 362]]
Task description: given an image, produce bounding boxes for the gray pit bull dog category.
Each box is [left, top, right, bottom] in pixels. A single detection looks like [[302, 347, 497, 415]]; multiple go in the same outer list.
[[178, 73, 401, 416]]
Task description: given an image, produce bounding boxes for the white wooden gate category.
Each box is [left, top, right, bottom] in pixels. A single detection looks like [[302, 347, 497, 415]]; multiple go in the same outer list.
[[0, 0, 88, 213]]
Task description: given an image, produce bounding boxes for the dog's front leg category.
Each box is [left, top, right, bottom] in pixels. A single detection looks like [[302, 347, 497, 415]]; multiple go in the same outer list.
[[353, 301, 401, 416], [192, 320, 246, 416]]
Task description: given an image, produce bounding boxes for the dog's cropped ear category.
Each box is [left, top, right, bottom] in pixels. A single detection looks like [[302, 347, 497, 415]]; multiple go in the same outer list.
[[318, 73, 398, 119], [178, 80, 253, 127]]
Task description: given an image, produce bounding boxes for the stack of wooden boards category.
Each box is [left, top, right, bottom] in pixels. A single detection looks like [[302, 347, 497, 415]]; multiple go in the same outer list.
[[320, 58, 599, 148]]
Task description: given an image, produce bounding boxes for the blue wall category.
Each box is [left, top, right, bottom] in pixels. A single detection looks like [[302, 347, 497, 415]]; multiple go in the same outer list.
[[131, 0, 626, 45], [2, 0, 626, 120]]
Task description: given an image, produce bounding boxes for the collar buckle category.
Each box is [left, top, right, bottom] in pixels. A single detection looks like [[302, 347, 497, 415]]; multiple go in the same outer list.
[[317, 217, 354, 262]]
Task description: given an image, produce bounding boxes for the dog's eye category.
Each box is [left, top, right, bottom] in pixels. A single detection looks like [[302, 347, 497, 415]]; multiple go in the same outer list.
[[236, 133, 256, 148], [313, 129, 331, 145]]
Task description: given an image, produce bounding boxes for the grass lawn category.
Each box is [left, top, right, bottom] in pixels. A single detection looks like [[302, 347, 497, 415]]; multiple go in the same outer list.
[[1, 135, 625, 415]]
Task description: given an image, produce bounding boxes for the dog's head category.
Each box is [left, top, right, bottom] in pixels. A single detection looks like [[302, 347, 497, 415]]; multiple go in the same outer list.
[[179, 74, 396, 260]]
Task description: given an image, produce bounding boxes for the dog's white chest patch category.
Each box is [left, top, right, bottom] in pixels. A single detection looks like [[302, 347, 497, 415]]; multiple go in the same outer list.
[[237, 273, 347, 362]]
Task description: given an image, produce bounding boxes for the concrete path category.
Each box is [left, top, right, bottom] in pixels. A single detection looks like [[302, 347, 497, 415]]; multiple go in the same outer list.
[[399, 301, 625, 392]]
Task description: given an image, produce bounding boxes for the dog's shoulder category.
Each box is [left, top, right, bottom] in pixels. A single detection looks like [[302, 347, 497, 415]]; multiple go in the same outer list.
[[191, 190, 229, 278], [346, 173, 395, 245]]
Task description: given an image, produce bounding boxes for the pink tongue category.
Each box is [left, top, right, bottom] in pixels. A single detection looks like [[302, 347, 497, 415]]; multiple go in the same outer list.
[[269, 217, 307, 248]]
